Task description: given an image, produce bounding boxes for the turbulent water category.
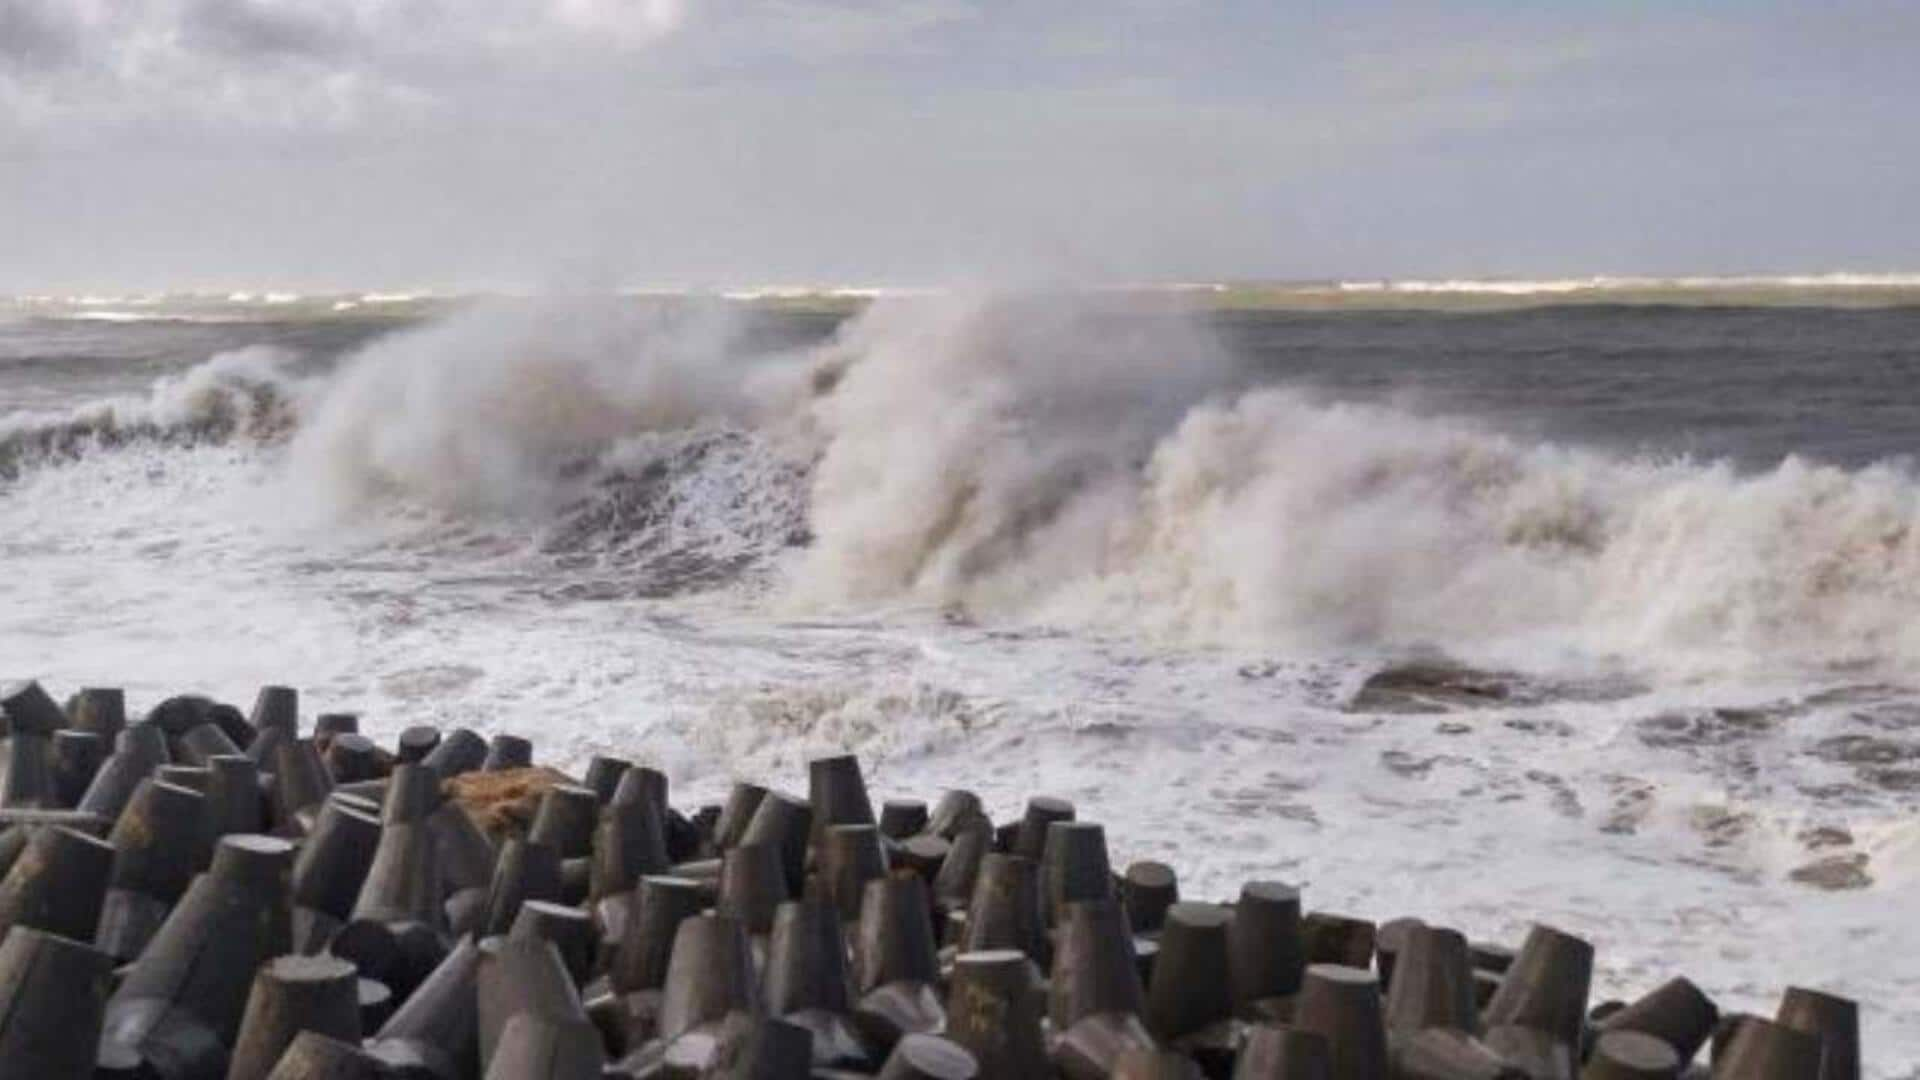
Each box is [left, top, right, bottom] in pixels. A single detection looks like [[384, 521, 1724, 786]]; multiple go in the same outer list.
[[4, 289, 1920, 1072]]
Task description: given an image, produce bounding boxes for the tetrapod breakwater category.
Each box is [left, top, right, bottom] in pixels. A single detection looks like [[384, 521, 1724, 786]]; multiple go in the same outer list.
[[0, 679, 1862, 1078]]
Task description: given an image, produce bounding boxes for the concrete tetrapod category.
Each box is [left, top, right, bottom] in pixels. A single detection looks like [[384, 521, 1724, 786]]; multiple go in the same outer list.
[[582, 755, 632, 804], [481, 734, 533, 772], [808, 753, 877, 852], [1146, 901, 1235, 1044], [762, 896, 867, 1068], [1390, 1028, 1526, 1080], [1710, 1016, 1823, 1078], [876, 1033, 979, 1080], [226, 954, 363, 1080], [716, 840, 789, 936], [263, 1032, 385, 1080], [1775, 986, 1860, 1080], [0, 821, 116, 943], [921, 789, 983, 841], [420, 728, 487, 779], [852, 872, 944, 1053], [290, 797, 383, 924], [612, 875, 707, 998], [98, 779, 210, 961], [1292, 964, 1390, 1080], [1582, 1030, 1681, 1080], [476, 935, 590, 1075], [712, 781, 769, 853], [68, 686, 129, 743], [52, 729, 108, 807], [879, 798, 928, 840], [823, 823, 890, 924], [1234, 1024, 1333, 1080], [959, 852, 1046, 964], [1598, 976, 1718, 1066], [0, 730, 56, 807], [364, 935, 483, 1080], [1383, 924, 1478, 1037], [100, 834, 297, 1079], [206, 755, 266, 838], [483, 1013, 606, 1080], [944, 949, 1048, 1080], [484, 837, 566, 939], [1050, 899, 1153, 1080], [1483, 924, 1594, 1053], [930, 815, 992, 918], [0, 926, 116, 1079], [1041, 820, 1113, 926], [80, 723, 171, 822], [395, 726, 441, 765], [528, 784, 600, 860], [738, 790, 812, 899], [591, 794, 670, 905], [1111, 1048, 1205, 1080], [1121, 860, 1177, 935], [703, 1014, 815, 1080], [509, 899, 598, 988], [248, 687, 298, 740], [0, 679, 67, 735], [1014, 796, 1074, 861]]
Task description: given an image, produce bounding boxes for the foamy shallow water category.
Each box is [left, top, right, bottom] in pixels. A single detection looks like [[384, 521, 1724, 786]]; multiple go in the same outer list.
[[3, 438, 1917, 1074]]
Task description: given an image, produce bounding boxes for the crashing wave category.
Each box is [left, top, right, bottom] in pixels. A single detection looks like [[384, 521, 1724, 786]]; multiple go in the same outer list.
[[21, 291, 1920, 676], [539, 427, 813, 595], [0, 346, 309, 481]]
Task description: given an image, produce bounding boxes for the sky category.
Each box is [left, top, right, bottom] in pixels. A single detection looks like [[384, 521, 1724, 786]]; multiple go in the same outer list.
[[1, 0, 1916, 291]]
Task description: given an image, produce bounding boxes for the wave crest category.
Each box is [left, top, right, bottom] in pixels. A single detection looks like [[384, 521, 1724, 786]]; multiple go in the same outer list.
[[794, 296, 1920, 674], [540, 427, 813, 594], [0, 346, 307, 480], [285, 297, 776, 517]]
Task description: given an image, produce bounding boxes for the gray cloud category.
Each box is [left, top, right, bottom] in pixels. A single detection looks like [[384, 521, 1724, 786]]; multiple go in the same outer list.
[[178, 0, 359, 64], [0, 0, 81, 71], [1, 1, 1916, 291]]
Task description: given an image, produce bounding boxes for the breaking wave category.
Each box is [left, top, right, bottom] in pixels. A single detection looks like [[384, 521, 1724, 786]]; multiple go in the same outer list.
[[15, 292, 1920, 675], [782, 295, 1920, 675], [0, 346, 309, 481]]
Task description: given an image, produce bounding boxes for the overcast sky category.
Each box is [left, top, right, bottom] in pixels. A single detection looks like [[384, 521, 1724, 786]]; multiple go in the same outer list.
[[1, 1, 1915, 291]]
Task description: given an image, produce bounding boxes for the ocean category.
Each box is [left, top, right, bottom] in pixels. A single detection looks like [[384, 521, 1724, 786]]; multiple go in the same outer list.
[[4, 285, 1919, 1072]]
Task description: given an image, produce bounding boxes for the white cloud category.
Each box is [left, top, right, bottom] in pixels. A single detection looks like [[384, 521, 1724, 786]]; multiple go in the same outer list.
[[0, 0, 689, 135]]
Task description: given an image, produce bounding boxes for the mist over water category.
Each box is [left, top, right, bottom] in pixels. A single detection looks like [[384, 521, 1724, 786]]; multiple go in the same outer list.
[[6, 293, 1920, 1070], [288, 298, 769, 518]]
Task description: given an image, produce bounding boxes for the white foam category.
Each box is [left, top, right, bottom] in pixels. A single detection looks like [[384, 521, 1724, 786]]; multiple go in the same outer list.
[[285, 296, 804, 521], [781, 295, 1920, 683], [251, 291, 1920, 682], [1, 345, 312, 477]]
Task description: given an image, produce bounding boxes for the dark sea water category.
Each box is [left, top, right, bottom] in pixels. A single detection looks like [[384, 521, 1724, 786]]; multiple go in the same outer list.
[[9, 303, 1919, 468], [1215, 305, 1920, 468]]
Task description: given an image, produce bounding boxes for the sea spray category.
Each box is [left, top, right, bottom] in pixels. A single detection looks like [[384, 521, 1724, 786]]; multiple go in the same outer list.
[[286, 297, 777, 518], [792, 292, 1244, 609], [1074, 391, 1920, 672], [13, 292, 1920, 676], [793, 295, 1920, 676]]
